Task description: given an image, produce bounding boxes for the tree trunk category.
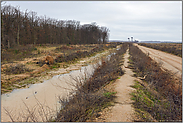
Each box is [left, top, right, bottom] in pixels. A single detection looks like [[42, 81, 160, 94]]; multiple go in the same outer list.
[[17, 25, 20, 45], [8, 39, 10, 49], [34, 33, 37, 45], [1, 17, 4, 45]]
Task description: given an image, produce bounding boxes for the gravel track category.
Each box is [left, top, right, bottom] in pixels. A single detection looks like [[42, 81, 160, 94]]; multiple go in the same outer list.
[[135, 44, 182, 79]]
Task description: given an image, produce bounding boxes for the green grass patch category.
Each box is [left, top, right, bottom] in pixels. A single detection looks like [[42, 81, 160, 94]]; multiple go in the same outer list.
[[103, 91, 117, 98], [50, 63, 60, 69], [128, 58, 133, 62], [130, 81, 181, 122], [7, 87, 12, 90]]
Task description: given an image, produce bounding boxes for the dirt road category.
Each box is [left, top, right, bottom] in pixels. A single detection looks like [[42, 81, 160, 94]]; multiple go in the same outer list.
[[135, 44, 182, 79], [95, 48, 136, 122]]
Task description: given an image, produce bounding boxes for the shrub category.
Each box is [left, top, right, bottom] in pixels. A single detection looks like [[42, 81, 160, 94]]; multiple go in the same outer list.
[[3, 64, 33, 75], [129, 44, 182, 122], [55, 43, 128, 122], [139, 43, 182, 57], [1, 45, 38, 63]]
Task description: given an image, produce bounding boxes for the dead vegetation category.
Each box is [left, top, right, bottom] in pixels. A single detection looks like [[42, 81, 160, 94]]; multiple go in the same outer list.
[[36, 55, 55, 67], [139, 43, 182, 57], [1, 43, 121, 94], [129, 44, 182, 122], [3, 64, 33, 75], [54, 43, 128, 122], [3, 43, 128, 122], [3, 96, 56, 122], [54, 43, 119, 64], [1, 45, 38, 64]]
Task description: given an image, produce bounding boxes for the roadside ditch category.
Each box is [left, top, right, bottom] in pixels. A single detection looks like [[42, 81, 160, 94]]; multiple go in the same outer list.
[[1, 43, 128, 122]]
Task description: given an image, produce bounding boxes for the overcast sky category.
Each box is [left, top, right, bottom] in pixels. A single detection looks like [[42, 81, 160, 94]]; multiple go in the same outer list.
[[3, 1, 182, 42]]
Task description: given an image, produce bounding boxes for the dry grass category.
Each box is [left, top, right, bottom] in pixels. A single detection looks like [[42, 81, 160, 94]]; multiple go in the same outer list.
[[139, 43, 182, 57], [3, 64, 33, 75], [1, 45, 38, 64], [55, 43, 128, 122], [1, 43, 120, 94], [3, 43, 128, 122], [54, 43, 119, 64], [129, 44, 182, 122]]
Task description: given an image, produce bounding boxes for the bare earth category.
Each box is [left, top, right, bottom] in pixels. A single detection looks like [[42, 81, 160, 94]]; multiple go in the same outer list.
[[95, 48, 136, 122], [135, 44, 182, 79]]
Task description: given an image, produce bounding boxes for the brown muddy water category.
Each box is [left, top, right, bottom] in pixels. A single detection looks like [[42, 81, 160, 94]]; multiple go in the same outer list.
[[1, 49, 117, 122]]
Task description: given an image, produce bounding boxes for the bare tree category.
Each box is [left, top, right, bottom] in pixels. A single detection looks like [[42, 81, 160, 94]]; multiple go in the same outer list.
[[1, 5, 110, 45]]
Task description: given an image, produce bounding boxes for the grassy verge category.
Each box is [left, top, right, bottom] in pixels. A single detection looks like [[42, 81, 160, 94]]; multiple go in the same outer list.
[[129, 44, 182, 122], [131, 80, 179, 122], [54, 43, 128, 122]]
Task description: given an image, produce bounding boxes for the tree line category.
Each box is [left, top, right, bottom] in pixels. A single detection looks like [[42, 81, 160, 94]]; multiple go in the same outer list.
[[1, 5, 110, 49]]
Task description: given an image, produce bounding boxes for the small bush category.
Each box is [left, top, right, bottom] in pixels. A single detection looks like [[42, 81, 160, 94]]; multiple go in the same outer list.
[[4, 64, 33, 75]]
